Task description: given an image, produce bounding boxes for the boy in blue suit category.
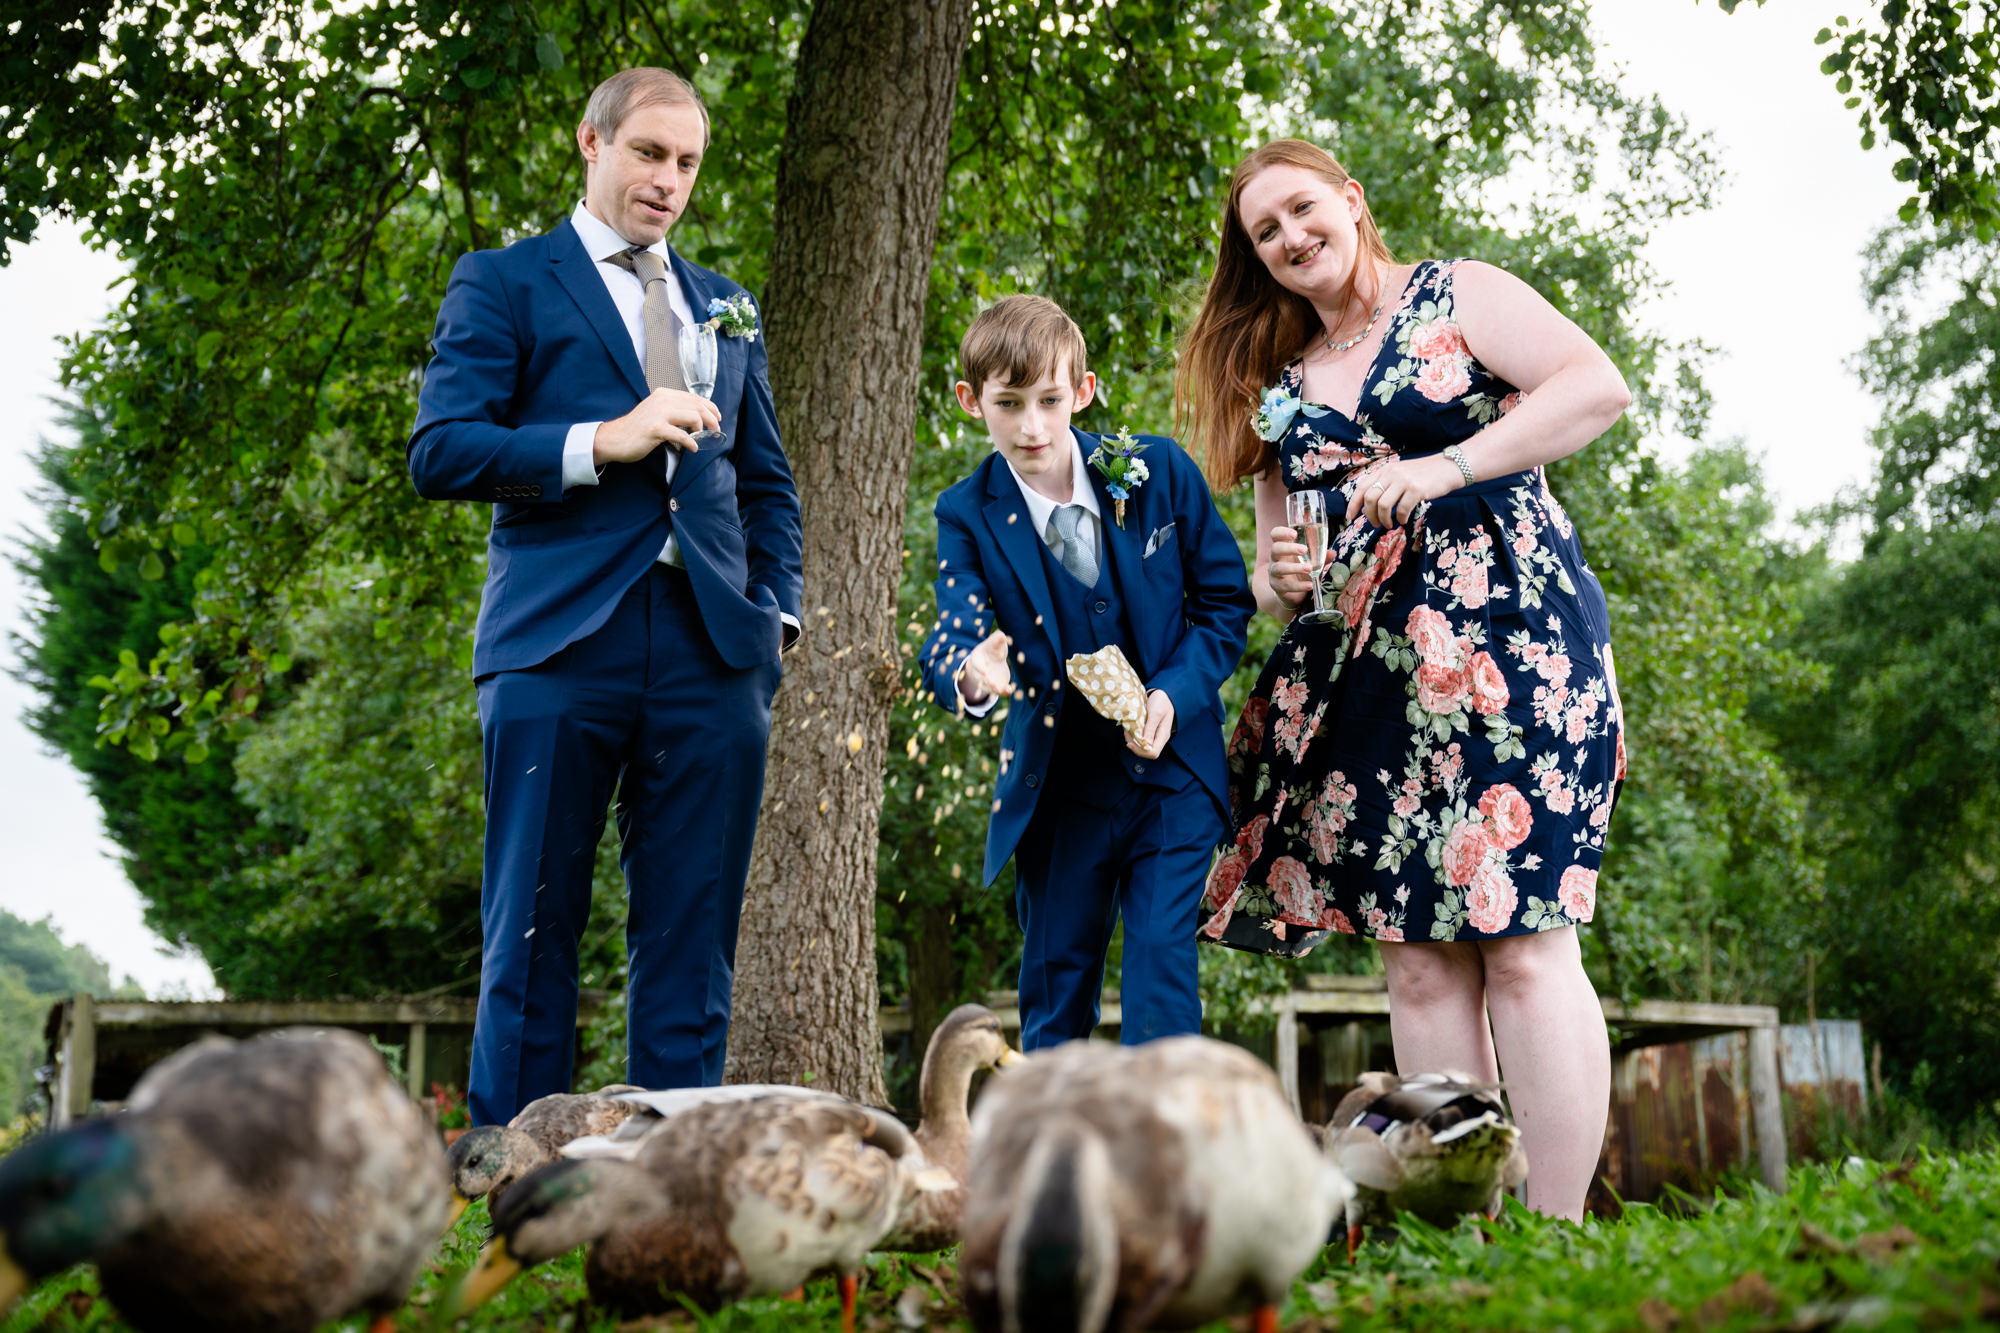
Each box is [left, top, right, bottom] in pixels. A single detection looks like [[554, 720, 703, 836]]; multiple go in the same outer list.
[[408, 68, 802, 1122], [920, 296, 1254, 1050]]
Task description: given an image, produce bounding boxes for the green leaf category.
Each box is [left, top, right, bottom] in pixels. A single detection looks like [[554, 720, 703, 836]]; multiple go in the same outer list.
[[195, 329, 223, 369], [139, 552, 165, 581], [534, 33, 562, 70], [461, 65, 496, 90], [268, 653, 292, 674]]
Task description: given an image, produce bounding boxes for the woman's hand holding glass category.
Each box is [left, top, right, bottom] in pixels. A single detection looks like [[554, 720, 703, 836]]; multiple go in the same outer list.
[[1265, 524, 1317, 611]]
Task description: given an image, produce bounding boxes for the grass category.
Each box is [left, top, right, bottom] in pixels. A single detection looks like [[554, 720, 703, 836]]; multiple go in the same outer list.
[[8, 1149, 1999, 1332]]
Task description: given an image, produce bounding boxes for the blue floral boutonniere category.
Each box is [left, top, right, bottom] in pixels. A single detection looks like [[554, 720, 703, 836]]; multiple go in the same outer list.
[[1087, 425, 1152, 529], [1252, 385, 1329, 442], [706, 294, 760, 341]]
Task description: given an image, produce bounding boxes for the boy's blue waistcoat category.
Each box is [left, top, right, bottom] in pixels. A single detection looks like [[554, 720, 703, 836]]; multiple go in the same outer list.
[[920, 429, 1255, 884]]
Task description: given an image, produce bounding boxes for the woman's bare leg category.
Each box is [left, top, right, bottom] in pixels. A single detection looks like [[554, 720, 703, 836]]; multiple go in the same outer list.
[[1478, 928, 1609, 1221], [1376, 940, 1500, 1083]]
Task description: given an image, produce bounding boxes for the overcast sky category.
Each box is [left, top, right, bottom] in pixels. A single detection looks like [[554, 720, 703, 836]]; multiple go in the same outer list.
[[0, 0, 1911, 996]]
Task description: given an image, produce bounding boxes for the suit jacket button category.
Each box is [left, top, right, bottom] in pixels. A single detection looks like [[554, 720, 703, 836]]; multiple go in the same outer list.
[[1025, 774, 1040, 789], [1093, 600, 1108, 614], [1132, 762, 1145, 775], [530, 485, 542, 497], [669, 498, 680, 512]]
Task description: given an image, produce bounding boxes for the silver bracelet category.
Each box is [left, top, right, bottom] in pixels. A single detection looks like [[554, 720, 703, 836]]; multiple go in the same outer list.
[[1444, 444, 1476, 487]]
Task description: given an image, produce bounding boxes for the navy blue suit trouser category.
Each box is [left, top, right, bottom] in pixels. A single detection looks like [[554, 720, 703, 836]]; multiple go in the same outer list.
[[1011, 778, 1224, 1051], [468, 564, 778, 1124]]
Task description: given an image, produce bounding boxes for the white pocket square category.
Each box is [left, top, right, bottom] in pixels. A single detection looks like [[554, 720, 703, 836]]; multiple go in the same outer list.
[[1143, 523, 1176, 558]]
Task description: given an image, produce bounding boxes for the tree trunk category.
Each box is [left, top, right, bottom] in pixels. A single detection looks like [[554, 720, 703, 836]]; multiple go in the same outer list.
[[725, 0, 975, 1103]]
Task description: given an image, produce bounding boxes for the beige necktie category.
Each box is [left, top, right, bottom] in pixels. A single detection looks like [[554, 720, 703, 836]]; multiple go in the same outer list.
[[606, 248, 687, 392]]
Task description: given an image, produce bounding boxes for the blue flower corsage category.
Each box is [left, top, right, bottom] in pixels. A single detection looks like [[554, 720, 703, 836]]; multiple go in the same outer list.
[[1087, 426, 1152, 528], [1253, 385, 1328, 442], [706, 294, 761, 341]]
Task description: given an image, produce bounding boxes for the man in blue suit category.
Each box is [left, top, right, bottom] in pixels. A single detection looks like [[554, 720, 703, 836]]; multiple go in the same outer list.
[[408, 68, 802, 1124], [919, 296, 1254, 1050]]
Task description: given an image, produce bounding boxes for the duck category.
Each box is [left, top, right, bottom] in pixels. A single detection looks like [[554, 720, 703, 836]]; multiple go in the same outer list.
[[0, 1027, 448, 1333], [880, 1002, 1024, 1252], [1324, 1070, 1528, 1257], [444, 1082, 647, 1226], [957, 1035, 1351, 1333], [451, 1087, 951, 1332]]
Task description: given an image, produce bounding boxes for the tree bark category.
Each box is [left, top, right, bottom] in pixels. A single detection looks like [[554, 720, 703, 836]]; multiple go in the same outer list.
[[725, 0, 975, 1102]]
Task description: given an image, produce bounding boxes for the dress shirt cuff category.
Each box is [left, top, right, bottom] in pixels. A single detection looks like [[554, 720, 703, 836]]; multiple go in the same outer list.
[[562, 423, 603, 490], [781, 613, 801, 652], [953, 659, 998, 718]]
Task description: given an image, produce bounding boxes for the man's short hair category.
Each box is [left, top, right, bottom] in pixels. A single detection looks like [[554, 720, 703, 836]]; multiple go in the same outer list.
[[583, 67, 710, 149], [959, 295, 1090, 391]]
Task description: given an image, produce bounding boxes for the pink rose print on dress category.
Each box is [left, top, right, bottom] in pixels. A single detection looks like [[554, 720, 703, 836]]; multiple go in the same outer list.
[[1565, 705, 1589, 743], [1442, 820, 1494, 887], [1498, 391, 1523, 415], [1539, 767, 1577, 816], [1232, 696, 1269, 758], [1364, 905, 1389, 935], [1466, 861, 1519, 933], [1271, 675, 1310, 715], [1374, 526, 1408, 579], [1535, 651, 1573, 685], [1204, 848, 1248, 913], [1558, 865, 1598, 920], [1268, 856, 1318, 923], [1450, 560, 1490, 609], [1416, 658, 1472, 715], [1407, 605, 1459, 667], [1469, 652, 1509, 716], [1477, 784, 1534, 851], [1415, 353, 1474, 404], [1338, 562, 1383, 628], [1240, 814, 1270, 862], [1322, 906, 1357, 935], [1408, 317, 1469, 362]]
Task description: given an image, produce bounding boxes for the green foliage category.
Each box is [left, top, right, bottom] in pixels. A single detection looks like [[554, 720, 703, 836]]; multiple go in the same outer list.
[[1759, 222, 2000, 1126], [0, 912, 132, 1120], [1716, 0, 2000, 235], [9, 1150, 2000, 1331]]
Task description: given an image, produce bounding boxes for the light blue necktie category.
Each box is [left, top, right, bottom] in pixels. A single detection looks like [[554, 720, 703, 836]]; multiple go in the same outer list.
[[1047, 504, 1100, 586]]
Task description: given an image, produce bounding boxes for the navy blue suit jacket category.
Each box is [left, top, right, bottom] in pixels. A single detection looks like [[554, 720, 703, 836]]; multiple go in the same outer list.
[[919, 429, 1255, 884], [408, 219, 804, 676]]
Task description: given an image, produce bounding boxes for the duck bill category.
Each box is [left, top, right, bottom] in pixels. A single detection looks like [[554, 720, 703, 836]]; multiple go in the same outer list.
[[0, 1240, 26, 1310], [444, 1190, 471, 1232], [996, 1047, 1028, 1068], [450, 1238, 524, 1315]]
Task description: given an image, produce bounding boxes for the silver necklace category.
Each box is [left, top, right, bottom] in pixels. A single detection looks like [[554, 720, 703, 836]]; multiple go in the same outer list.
[[1321, 302, 1383, 355]]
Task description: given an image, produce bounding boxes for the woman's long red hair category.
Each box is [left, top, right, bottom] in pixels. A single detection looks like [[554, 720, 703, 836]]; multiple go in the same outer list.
[[1175, 140, 1395, 491]]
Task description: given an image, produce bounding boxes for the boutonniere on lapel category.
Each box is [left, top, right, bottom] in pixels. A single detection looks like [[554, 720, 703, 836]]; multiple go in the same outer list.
[[1087, 425, 1152, 529], [1253, 385, 1329, 441], [705, 294, 761, 342]]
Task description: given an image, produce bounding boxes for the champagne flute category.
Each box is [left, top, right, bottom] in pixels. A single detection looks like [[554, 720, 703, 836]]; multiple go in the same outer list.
[[676, 320, 726, 443], [1285, 488, 1337, 625]]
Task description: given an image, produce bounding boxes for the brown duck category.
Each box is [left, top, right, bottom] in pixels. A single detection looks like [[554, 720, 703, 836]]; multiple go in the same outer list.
[[880, 1002, 1024, 1252], [958, 1035, 1351, 1333], [0, 1027, 447, 1333], [452, 1088, 950, 1332], [444, 1083, 645, 1226], [1325, 1070, 1529, 1257]]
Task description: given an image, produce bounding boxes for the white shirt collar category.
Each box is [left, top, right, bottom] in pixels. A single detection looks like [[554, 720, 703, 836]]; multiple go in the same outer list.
[[570, 200, 672, 266], [1003, 429, 1102, 541]]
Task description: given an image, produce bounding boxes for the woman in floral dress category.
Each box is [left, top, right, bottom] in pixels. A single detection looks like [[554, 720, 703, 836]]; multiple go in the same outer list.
[[1175, 139, 1630, 1221]]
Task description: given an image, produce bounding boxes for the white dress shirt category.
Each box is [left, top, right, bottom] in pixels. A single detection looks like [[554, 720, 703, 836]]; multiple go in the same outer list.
[[560, 201, 698, 566], [956, 432, 1102, 716]]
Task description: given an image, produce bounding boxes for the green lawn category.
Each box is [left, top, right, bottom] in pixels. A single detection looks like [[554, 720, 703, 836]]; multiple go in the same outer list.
[[8, 1150, 1999, 1331]]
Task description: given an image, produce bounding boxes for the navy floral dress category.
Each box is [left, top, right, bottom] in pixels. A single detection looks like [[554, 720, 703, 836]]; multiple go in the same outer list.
[[1201, 259, 1627, 957]]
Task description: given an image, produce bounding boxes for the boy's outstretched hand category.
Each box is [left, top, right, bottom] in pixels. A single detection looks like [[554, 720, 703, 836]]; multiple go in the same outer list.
[[958, 630, 1015, 708], [1128, 689, 1174, 759]]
